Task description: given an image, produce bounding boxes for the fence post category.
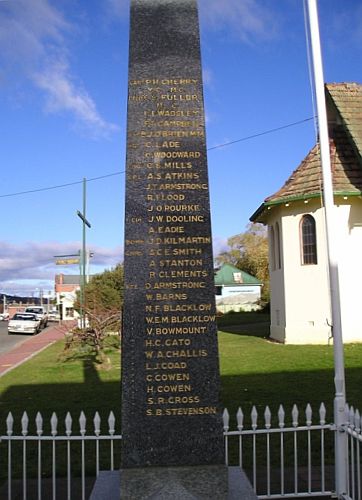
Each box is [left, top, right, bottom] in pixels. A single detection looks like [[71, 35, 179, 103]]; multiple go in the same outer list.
[[334, 379, 348, 497]]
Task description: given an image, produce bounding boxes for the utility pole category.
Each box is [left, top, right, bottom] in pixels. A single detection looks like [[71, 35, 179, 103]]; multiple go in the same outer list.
[[77, 178, 91, 330], [306, 1, 347, 497]]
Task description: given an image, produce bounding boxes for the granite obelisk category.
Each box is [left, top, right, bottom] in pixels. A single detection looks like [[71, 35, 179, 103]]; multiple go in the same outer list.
[[121, 0, 224, 469]]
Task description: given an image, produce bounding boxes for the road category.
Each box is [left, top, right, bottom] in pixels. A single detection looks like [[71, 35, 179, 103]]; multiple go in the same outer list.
[[0, 321, 53, 355]]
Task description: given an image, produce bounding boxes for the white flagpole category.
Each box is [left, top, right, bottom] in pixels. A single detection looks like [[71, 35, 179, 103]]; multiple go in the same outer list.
[[306, 1, 347, 496]]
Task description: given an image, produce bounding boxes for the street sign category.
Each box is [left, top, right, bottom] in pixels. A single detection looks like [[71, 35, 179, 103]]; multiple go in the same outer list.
[[55, 257, 80, 265]]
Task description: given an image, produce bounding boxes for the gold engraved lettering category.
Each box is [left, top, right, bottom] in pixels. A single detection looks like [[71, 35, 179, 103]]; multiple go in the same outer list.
[[159, 258, 203, 267], [153, 151, 201, 159], [149, 226, 185, 234], [145, 109, 201, 118], [164, 338, 191, 346], [145, 281, 207, 289], [172, 248, 202, 255], [145, 305, 161, 313], [155, 293, 188, 301], [146, 405, 218, 417], [163, 303, 212, 312], [125, 239, 144, 245], [165, 406, 217, 416], [146, 194, 185, 201], [132, 130, 204, 138], [170, 315, 215, 323], [143, 120, 202, 128], [160, 94, 198, 101], [147, 236, 210, 244], [147, 373, 190, 382], [155, 204, 200, 212], [156, 162, 193, 169], [163, 349, 208, 358], [145, 339, 162, 347], [145, 316, 170, 324], [156, 384, 192, 393], [148, 248, 171, 256], [152, 326, 207, 335], [146, 183, 207, 190], [145, 361, 188, 370], [164, 172, 200, 180], [146, 172, 200, 181], [157, 270, 208, 278]]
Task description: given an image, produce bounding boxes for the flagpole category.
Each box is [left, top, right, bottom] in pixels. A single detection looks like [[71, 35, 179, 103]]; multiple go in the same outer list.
[[306, 1, 347, 496]]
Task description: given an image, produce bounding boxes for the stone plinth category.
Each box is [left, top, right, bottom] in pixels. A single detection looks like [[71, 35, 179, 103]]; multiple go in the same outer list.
[[90, 467, 258, 500]]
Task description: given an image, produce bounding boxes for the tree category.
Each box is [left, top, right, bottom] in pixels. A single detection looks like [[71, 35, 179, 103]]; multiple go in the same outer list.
[[83, 263, 124, 310], [216, 223, 270, 301], [65, 264, 124, 364]]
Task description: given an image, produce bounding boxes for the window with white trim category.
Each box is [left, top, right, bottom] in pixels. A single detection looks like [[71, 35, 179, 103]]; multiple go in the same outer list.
[[269, 225, 276, 270], [300, 215, 317, 265], [275, 222, 282, 269]]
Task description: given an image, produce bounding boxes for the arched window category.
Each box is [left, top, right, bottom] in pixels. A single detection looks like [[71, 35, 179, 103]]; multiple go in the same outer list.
[[275, 222, 282, 269], [269, 226, 276, 271], [300, 215, 317, 265]]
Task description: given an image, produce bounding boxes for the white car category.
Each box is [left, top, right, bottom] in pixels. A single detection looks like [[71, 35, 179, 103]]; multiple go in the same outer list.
[[8, 313, 42, 335], [0, 312, 9, 321], [48, 310, 60, 321], [24, 306, 48, 328]]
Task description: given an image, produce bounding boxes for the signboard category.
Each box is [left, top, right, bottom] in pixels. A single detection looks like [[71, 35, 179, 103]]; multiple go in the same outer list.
[[55, 258, 80, 265]]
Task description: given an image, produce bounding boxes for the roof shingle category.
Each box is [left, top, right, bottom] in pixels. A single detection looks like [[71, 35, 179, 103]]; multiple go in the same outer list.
[[251, 82, 362, 222]]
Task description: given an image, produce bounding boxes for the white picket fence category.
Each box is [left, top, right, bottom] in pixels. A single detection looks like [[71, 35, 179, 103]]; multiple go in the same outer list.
[[0, 403, 361, 499], [345, 406, 362, 500], [0, 411, 121, 500], [223, 403, 334, 498]]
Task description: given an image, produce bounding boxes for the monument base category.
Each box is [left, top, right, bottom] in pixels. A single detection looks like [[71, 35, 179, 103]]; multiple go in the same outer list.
[[89, 465, 257, 500]]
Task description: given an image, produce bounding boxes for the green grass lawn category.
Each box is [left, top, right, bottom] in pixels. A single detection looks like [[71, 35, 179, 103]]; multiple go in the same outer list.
[[1, 327, 361, 429], [1, 326, 362, 478]]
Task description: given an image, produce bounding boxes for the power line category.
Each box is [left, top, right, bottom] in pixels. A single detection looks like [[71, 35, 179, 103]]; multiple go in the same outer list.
[[207, 116, 314, 150], [0, 116, 314, 199], [0, 171, 122, 199]]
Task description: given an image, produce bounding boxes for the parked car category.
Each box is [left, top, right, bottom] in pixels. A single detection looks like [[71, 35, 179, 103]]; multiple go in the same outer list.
[[0, 312, 9, 321], [24, 306, 48, 328], [8, 313, 42, 335], [48, 310, 60, 322]]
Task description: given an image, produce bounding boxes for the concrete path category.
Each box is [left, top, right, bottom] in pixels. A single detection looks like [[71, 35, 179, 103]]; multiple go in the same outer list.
[[0, 322, 73, 377]]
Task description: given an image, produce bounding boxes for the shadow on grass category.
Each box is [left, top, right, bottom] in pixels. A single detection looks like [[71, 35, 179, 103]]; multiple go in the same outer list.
[[218, 322, 270, 338], [1, 347, 361, 497], [216, 313, 270, 338]]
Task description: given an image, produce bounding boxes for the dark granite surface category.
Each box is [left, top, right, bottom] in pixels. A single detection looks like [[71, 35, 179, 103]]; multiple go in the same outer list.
[[122, 0, 224, 468], [121, 466, 228, 499], [89, 467, 258, 499]]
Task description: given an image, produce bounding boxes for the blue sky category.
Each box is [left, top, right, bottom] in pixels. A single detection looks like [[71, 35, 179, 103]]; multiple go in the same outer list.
[[0, 0, 361, 296]]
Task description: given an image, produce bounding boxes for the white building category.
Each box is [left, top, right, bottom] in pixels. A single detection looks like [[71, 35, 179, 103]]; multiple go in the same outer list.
[[251, 83, 362, 344], [55, 274, 81, 321], [214, 263, 262, 313]]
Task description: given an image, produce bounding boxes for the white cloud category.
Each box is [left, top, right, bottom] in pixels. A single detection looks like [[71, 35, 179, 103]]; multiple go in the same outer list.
[[199, 0, 277, 43], [33, 61, 119, 138], [105, 0, 128, 18], [103, 0, 276, 43], [0, 0, 118, 137], [212, 236, 229, 258], [0, 241, 122, 294]]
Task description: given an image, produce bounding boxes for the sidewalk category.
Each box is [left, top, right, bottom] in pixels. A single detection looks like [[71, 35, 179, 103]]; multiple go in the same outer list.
[[0, 322, 73, 377]]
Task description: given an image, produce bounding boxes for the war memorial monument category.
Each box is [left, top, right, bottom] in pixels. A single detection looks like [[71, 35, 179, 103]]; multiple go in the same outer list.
[[91, 0, 256, 498]]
